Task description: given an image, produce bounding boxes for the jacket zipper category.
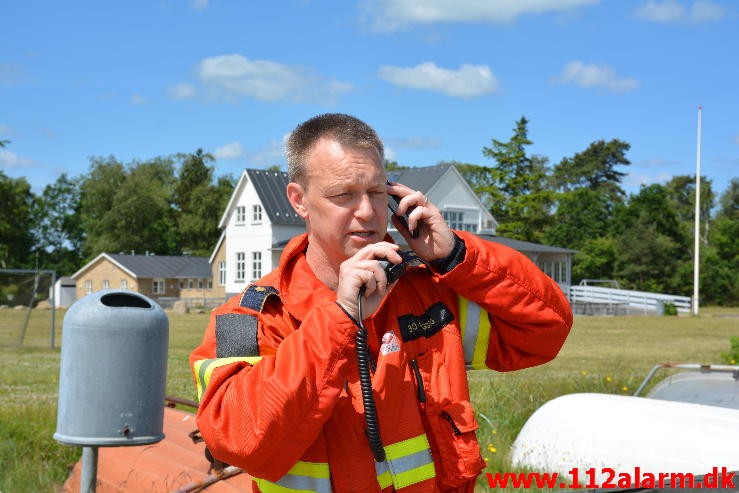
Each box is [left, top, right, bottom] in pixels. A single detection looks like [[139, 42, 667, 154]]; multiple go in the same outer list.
[[409, 359, 426, 403]]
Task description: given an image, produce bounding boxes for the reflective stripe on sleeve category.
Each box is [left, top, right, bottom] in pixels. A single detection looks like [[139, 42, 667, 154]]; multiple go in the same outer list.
[[255, 461, 331, 493], [459, 296, 491, 370], [379, 433, 436, 489], [193, 356, 262, 402]]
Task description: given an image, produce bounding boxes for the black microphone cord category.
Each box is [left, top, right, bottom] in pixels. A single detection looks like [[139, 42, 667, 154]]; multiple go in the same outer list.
[[355, 286, 386, 462]]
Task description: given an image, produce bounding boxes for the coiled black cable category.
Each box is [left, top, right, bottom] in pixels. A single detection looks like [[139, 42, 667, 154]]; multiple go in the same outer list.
[[355, 287, 386, 462]]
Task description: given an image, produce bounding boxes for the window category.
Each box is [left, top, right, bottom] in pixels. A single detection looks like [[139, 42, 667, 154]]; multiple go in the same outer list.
[[85, 280, 92, 294], [252, 204, 263, 223], [198, 279, 203, 289], [236, 206, 246, 225], [208, 279, 213, 289], [179, 280, 185, 289], [219, 261, 226, 286], [153, 278, 165, 295], [188, 279, 193, 289], [236, 252, 246, 282], [120, 279, 128, 290], [102, 280, 110, 290], [442, 210, 478, 233], [539, 261, 567, 284], [252, 251, 262, 280]]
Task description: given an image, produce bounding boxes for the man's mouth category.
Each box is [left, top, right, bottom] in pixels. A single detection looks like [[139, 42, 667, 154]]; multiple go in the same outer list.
[[349, 231, 375, 238]]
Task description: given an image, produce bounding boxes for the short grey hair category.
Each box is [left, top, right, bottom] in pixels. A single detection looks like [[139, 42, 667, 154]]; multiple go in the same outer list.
[[285, 113, 384, 186]]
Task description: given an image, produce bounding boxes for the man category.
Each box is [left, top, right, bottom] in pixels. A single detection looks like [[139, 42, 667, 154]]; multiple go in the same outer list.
[[190, 113, 572, 492]]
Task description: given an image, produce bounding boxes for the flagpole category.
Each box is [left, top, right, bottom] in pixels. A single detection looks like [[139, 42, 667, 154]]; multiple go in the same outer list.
[[692, 106, 702, 316]]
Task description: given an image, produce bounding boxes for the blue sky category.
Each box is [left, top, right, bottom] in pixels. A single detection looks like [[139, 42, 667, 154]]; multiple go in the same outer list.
[[1, 0, 737, 201]]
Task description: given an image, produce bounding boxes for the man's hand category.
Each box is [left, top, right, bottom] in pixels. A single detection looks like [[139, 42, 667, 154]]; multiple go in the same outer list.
[[336, 242, 402, 321], [387, 182, 455, 262]]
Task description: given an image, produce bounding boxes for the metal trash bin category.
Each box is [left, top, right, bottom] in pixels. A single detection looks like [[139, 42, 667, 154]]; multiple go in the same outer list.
[[55, 290, 169, 447]]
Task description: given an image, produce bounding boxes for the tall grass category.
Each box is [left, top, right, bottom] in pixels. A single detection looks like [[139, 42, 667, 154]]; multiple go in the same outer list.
[[0, 306, 736, 492]]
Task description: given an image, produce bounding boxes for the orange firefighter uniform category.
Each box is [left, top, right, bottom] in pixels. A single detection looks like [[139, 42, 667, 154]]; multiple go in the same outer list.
[[190, 230, 572, 492]]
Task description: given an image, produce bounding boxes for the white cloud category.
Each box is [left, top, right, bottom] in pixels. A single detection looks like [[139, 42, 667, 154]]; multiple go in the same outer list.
[[168, 83, 197, 100], [196, 54, 353, 104], [634, 0, 726, 23], [213, 139, 286, 167], [625, 171, 674, 188], [129, 94, 145, 105], [551, 61, 639, 92], [193, 0, 208, 10], [0, 149, 33, 169], [0, 124, 12, 135], [362, 0, 599, 31], [378, 62, 499, 98], [214, 142, 246, 160]]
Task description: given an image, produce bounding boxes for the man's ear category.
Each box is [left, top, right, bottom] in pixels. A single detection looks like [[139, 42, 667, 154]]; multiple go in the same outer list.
[[286, 182, 309, 220]]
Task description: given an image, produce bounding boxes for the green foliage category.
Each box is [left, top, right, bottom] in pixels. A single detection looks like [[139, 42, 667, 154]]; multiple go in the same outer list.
[[551, 138, 630, 209], [544, 188, 611, 249], [662, 302, 678, 316], [572, 237, 617, 283], [33, 173, 84, 275], [0, 171, 36, 268], [721, 336, 739, 365], [481, 117, 553, 242]]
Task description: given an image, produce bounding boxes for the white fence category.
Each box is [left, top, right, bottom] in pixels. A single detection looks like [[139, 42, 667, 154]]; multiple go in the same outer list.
[[569, 285, 692, 315]]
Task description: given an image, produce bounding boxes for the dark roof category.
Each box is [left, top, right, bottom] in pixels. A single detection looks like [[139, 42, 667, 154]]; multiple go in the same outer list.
[[477, 234, 577, 254], [386, 163, 452, 194], [388, 231, 575, 254], [246, 169, 303, 225], [107, 254, 211, 278]]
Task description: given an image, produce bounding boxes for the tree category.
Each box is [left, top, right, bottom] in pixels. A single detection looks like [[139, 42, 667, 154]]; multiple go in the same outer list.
[[544, 188, 611, 249], [33, 173, 84, 275], [700, 179, 739, 305], [174, 150, 234, 256], [79, 156, 178, 257], [174, 149, 214, 215], [0, 171, 35, 268], [611, 184, 690, 293], [572, 237, 617, 283], [552, 139, 631, 209], [481, 117, 553, 241]]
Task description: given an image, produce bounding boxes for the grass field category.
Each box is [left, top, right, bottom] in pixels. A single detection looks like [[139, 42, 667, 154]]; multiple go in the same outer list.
[[0, 306, 737, 492]]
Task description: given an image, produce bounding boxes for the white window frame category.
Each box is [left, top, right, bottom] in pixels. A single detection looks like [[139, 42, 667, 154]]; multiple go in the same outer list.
[[252, 204, 263, 224], [85, 280, 93, 294], [102, 279, 110, 290], [120, 279, 127, 290], [252, 251, 262, 280], [219, 260, 226, 286], [235, 206, 246, 225], [152, 278, 165, 295], [236, 252, 246, 282], [443, 208, 478, 233]]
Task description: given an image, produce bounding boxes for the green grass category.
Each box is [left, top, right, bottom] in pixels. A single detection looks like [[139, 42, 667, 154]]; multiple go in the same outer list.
[[0, 306, 737, 492]]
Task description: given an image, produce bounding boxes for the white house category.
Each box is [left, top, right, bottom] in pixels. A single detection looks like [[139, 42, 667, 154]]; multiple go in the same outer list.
[[211, 164, 575, 298]]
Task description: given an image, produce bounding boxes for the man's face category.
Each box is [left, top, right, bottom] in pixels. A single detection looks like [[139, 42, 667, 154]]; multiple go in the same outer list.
[[292, 136, 388, 267]]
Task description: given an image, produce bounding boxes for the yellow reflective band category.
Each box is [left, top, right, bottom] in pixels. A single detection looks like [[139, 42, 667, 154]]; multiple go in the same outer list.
[[194, 356, 262, 401], [470, 310, 491, 370], [255, 461, 331, 493], [384, 434, 430, 460], [377, 469, 393, 489], [287, 461, 330, 479], [392, 462, 436, 489], [458, 296, 468, 343], [382, 434, 436, 489]]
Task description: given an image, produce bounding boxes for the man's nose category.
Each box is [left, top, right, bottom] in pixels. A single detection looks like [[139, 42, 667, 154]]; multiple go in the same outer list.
[[355, 193, 374, 220]]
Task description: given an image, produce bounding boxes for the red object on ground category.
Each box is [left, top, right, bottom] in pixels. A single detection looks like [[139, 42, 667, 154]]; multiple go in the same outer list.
[[61, 406, 253, 492]]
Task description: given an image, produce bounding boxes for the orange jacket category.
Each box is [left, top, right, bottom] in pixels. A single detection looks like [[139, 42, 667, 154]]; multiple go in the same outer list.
[[190, 231, 572, 492]]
